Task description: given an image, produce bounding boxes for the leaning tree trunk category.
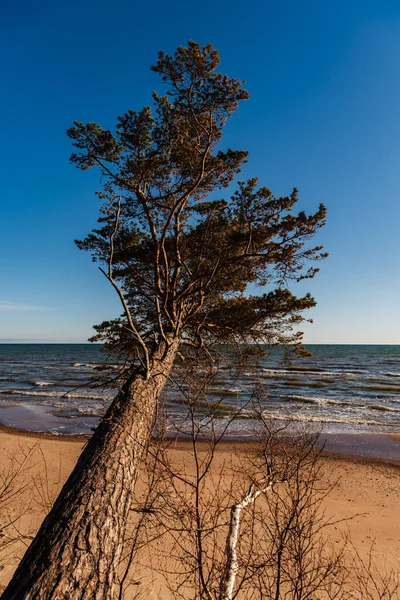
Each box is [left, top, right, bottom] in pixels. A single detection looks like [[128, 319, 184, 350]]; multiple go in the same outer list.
[[2, 341, 178, 600]]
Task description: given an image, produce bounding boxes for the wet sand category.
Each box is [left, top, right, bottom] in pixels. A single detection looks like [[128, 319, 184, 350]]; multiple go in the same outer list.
[[318, 431, 400, 461]]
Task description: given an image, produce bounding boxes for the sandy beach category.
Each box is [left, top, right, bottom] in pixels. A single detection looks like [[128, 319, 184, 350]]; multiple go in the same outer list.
[[0, 426, 398, 597]]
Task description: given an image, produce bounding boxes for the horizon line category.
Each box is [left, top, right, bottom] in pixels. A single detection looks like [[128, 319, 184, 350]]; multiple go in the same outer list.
[[0, 341, 399, 346]]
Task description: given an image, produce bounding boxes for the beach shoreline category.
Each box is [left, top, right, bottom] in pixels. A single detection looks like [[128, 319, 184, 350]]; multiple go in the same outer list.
[[0, 418, 399, 462]]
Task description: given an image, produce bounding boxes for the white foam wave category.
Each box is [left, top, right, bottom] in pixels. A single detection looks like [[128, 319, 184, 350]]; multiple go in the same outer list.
[[281, 394, 332, 405], [48, 405, 104, 417], [263, 411, 398, 427], [73, 362, 116, 370], [208, 387, 242, 395], [0, 389, 114, 401], [261, 368, 359, 379], [281, 394, 400, 413]]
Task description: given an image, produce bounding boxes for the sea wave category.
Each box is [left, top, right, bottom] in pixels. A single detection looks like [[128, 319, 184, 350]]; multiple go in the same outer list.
[[263, 411, 400, 428], [48, 406, 104, 417], [281, 394, 351, 405], [73, 362, 112, 369], [281, 394, 400, 413], [261, 368, 360, 380], [356, 384, 400, 393], [207, 387, 243, 396], [0, 389, 114, 401]]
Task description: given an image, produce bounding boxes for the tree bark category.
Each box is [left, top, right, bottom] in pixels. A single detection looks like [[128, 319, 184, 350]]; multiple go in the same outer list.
[[2, 341, 178, 600]]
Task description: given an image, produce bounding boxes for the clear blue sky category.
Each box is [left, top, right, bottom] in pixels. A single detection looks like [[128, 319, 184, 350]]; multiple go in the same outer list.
[[1, 0, 399, 343]]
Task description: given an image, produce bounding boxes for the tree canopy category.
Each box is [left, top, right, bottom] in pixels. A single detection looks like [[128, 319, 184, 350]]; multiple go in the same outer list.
[[69, 41, 327, 372]]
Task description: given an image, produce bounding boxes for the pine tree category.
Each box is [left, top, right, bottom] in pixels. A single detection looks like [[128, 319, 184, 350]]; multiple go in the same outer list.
[[3, 41, 326, 599]]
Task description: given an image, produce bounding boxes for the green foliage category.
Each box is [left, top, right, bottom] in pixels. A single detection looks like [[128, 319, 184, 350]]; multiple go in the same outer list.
[[69, 41, 327, 364]]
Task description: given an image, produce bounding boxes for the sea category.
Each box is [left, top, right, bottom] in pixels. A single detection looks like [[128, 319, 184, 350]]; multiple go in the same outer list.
[[0, 344, 400, 437]]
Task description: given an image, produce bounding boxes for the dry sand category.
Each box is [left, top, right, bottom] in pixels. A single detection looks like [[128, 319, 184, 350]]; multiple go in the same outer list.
[[0, 427, 398, 597]]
